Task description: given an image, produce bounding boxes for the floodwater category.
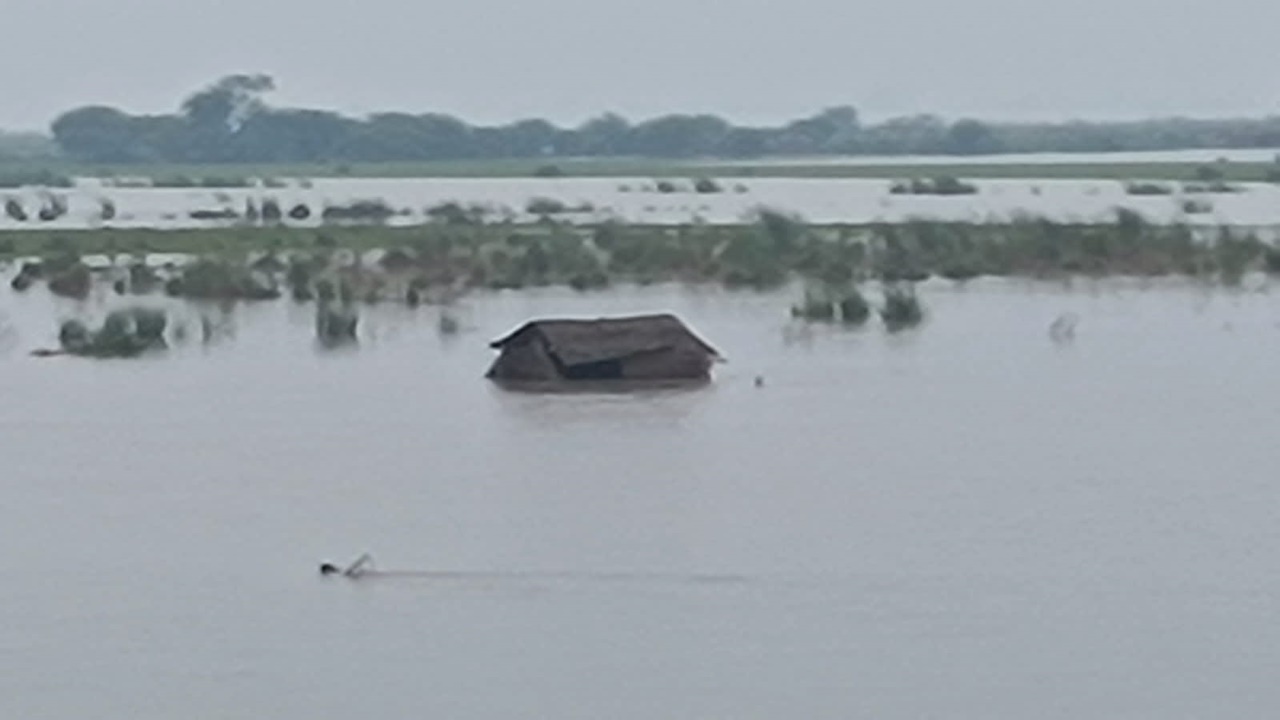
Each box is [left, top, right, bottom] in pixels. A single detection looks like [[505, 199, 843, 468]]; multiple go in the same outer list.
[[2, 278, 1279, 719], [5, 176, 1280, 231]]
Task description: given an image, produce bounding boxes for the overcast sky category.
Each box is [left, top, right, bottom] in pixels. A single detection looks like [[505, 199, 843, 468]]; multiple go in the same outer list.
[[2, 0, 1277, 131]]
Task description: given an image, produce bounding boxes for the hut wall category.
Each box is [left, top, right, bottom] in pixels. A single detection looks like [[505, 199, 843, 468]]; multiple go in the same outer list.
[[487, 338, 561, 380], [619, 346, 712, 380]]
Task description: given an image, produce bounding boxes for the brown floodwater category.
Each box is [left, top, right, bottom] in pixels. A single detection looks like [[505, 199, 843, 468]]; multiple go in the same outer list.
[[1, 277, 1278, 719]]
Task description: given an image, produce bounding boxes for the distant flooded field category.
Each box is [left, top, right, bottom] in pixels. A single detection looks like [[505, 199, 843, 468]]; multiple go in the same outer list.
[[3, 176, 1280, 232], [2, 278, 1279, 718]]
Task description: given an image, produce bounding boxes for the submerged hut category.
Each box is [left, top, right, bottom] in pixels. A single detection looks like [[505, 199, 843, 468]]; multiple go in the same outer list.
[[486, 314, 721, 383]]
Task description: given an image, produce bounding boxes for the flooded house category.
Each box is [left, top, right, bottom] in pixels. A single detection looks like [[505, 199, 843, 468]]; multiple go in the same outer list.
[[485, 314, 721, 383]]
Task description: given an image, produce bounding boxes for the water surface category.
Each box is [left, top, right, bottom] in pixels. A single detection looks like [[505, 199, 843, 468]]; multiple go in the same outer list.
[[2, 280, 1278, 719]]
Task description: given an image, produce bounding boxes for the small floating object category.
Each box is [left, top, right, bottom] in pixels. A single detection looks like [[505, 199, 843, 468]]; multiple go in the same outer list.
[[754, 375, 765, 388], [320, 553, 375, 578]]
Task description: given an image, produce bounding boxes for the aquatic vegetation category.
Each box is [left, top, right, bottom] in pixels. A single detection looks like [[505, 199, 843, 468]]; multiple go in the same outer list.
[[1182, 181, 1242, 194], [127, 262, 161, 294], [5, 197, 27, 221], [838, 288, 871, 325], [378, 247, 417, 273], [890, 176, 978, 195], [315, 301, 358, 346], [426, 201, 487, 225], [693, 177, 723, 194], [261, 198, 283, 222], [189, 208, 239, 221], [10, 261, 43, 291], [165, 259, 280, 300], [792, 290, 836, 322], [47, 263, 92, 299], [1180, 198, 1214, 215], [438, 311, 460, 335], [792, 285, 871, 326], [1125, 182, 1175, 196], [5, 212, 1275, 311], [322, 200, 396, 223], [526, 197, 568, 215], [880, 285, 924, 332], [58, 307, 168, 358], [152, 175, 252, 189], [37, 194, 68, 222]]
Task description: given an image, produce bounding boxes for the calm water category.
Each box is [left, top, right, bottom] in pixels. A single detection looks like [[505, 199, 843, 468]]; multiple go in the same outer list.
[[5, 177, 1280, 231], [2, 279, 1279, 719]]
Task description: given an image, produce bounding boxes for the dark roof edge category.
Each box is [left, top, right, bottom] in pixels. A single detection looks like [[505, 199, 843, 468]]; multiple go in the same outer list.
[[487, 313, 721, 356]]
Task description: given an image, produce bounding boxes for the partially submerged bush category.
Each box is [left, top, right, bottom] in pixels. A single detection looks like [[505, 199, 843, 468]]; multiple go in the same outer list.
[[837, 288, 871, 325], [526, 197, 567, 215], [880, 285, 924, 331], [315, 301, 358, 346], [47, 263, 92, 299], [379, 247, 416, 273], [128, 262, 161, 294], [793, 286, 870, 325], [1125, 182, 1174, 196], [58, 308, 168, 358], [792, 290, 836, 322], [1180, 198, 1214, 215], [37, 195, 69, 221], [693, 177, 723, 194], [438, 311, 460, 336], [889, 177, 978, 196], [10, 261, 43, 291], [188, 208, 239, 221], [165, 260, 280, 300], [321, 200, 395, 223], [426, 201, 486, 225], [261, 198, 283, 222], [4, 197, 27, 221]]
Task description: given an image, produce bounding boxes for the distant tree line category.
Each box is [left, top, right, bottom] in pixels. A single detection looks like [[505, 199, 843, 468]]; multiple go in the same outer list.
[[42, 75, 1280, 165], [0, 131, 58, 161]]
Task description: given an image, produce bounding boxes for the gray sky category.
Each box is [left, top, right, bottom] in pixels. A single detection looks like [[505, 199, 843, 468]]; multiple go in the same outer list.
[[2, 0, 1277, 131]]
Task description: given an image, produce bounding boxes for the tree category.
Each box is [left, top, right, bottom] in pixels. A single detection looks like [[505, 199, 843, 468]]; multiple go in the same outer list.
[[571, 113, 630, 156], [51, 106, 149, 162], [944, 119, 1001, 155], [773, 106, 861, 154], [181, 73, 275, 132], [626, 114, 732, 157]]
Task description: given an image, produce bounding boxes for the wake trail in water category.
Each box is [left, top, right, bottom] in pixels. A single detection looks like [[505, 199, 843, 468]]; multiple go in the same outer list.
[[338, 569, 754, 587]]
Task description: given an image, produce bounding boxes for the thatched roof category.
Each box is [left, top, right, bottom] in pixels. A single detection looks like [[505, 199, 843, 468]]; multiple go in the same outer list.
[[489, 314, 720, 367]]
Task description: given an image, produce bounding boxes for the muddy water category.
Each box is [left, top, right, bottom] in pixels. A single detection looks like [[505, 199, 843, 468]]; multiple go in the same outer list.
[[2, 279, 1278, 719]]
